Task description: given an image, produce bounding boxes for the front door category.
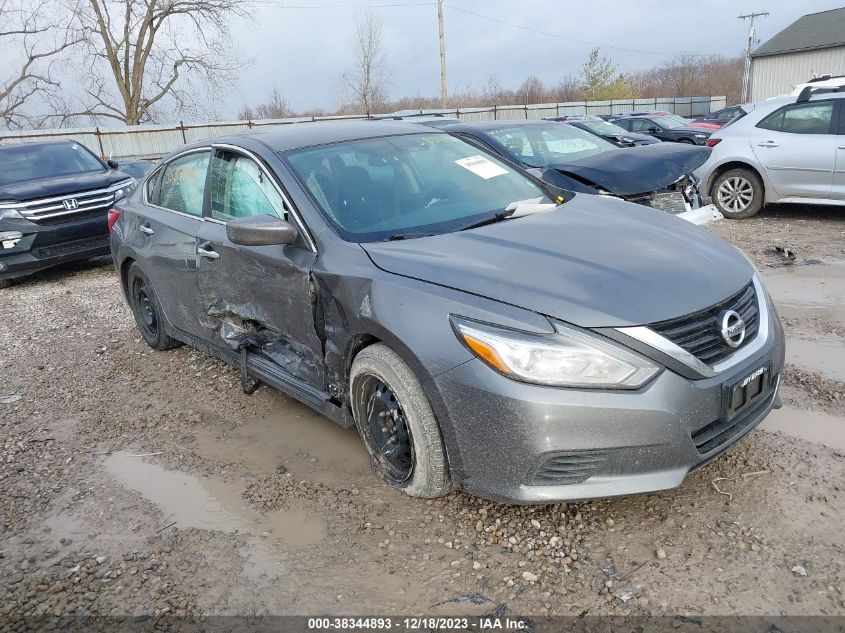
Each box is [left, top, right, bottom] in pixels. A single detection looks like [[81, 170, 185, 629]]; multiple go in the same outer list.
[[195, 147, 324, 389], [751, 99, 838, 199]]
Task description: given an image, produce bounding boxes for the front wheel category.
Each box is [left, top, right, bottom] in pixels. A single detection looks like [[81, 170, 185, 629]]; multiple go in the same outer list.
[[711, 168, 764, 219], [350, 343, 451, 498]]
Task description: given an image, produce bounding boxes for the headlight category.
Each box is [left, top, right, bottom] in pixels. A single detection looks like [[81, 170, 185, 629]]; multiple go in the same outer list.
[[0, 208, 24, 221], [451, 317, 660, 389], [110, 179, 136, 201]]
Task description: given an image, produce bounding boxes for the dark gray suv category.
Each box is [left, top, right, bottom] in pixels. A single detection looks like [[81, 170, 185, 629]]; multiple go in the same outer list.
[[109, 121, 784, 503]]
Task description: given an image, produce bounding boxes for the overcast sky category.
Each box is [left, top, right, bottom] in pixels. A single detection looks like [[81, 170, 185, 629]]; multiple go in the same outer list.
[[221, 0, 845, 115]]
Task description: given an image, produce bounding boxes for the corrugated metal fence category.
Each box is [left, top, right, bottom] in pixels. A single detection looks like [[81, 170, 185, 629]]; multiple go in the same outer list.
[[0, 96, 726, 160]]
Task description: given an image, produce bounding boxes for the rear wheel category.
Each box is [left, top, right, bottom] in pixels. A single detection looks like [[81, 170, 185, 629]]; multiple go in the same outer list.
[[126, 263, 179, 350], [350, 343, 451, 498], [711, 168, 764, 219]]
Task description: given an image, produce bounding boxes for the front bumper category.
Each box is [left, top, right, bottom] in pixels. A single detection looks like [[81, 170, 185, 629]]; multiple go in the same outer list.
[[428, 314, 785, 504], [0, 214, 110, 281]]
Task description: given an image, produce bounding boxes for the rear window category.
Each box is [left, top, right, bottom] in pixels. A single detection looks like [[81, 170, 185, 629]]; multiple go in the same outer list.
[[0, 142, 105, 186]]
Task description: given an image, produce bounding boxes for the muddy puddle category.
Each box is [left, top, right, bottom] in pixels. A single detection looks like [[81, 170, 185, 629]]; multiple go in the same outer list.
[[103, 453, 326, 549], [785, 336, 845, 380], [761, 407, 845, 452], [193, 401, 373, 488], [762, 261, 845, 328]]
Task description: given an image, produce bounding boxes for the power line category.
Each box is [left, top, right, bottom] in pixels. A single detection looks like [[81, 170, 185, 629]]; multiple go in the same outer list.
[[445, 3, 711, 58]]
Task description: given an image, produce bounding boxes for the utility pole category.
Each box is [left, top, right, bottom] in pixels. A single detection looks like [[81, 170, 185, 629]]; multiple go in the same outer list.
[[437, 0, 448, 106], [739, 11, 768, 103]]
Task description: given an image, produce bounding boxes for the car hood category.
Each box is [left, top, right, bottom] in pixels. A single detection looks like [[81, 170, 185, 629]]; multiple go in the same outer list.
[[0, 170, 130, 202], [362, 194, 752, 328], [543, 143, 710, 196]]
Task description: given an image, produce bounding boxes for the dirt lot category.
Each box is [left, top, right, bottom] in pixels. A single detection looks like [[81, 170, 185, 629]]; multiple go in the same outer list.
[[1, 204, 845, 624]]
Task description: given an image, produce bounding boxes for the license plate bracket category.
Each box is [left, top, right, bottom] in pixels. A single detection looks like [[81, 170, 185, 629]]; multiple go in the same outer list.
[[721, 364, 772, 422]]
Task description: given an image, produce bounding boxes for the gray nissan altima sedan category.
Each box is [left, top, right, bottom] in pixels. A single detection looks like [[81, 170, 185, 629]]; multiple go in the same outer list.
[[109, 120, 784, 503]]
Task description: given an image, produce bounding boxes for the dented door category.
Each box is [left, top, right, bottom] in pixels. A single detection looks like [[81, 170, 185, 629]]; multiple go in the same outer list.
[[194, 149, 325, 389]]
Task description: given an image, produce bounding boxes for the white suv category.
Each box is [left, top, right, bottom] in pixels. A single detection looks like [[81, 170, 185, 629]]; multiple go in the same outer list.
[[696, 89, 845, 218]]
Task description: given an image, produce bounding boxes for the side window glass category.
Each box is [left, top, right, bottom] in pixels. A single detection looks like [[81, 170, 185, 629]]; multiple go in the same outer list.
[[631, 119, 650, 132], [158, 152, 210, 216], [839, 103, 845, 135], [209, 153, 288, 222], [758, 102, 834, 135], [145, 169, 162, 205]]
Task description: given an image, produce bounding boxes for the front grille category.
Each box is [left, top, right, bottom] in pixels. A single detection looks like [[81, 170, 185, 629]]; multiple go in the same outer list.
[[691, 376, 777, 453], [1, 182, 131, 223], [35, 207, 109, 225], [31, 235, 110, 258], [649, 191, 689, 214], [651, 282, 758, 365], [529, 450, 608, 486]]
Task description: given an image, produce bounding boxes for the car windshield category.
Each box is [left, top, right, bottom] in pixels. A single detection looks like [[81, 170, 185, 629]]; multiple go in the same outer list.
[[576, 119, 628, 136], [0, 143, 105, 186], [284, 133, 555, 243], [484, 122, 615, 168]]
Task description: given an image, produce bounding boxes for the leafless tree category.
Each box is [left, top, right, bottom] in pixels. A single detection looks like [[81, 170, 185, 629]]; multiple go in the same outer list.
[[517, 75, 545, 104], [0, 0, 77, 128], [238, 87, 293, 120], [341, 9, 390, 115], [64, 0, 253, 125], [551, 74, 583, 103]]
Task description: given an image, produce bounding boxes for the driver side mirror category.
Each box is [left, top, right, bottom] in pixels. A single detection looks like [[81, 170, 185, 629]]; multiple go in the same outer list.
[[226, 214, 297, 246], [647, 127, 660, 134], [107, 159, 119, 170]]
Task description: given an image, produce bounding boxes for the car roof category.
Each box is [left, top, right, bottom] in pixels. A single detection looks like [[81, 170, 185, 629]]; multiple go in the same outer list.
[[0, 138, 80, 153], [230, 120, 436, 152]]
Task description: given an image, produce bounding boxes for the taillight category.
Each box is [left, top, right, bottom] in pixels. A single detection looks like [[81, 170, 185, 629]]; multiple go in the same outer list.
[[706, 138, 722, 148], [107, 208, 120, 234]]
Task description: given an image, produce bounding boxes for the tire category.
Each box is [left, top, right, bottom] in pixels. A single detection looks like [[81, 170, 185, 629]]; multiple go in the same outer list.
[[711, 168, 764, 219], [0, 278, 12, 289], [126, 262, 179, 351], [349, 343, 451, 498]]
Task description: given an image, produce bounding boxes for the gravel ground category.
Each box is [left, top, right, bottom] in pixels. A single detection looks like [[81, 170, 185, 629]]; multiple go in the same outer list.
[[1, 206, 845, 624]]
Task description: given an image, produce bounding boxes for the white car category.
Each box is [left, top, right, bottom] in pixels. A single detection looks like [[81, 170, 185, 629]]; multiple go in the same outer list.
[[696, 89, 845, 219]]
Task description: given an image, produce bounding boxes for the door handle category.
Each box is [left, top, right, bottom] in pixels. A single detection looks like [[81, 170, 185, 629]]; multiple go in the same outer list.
[[757, 141, 780, 148], [197, 243, 220, 259], [138, 223, 154, 235], [838, 146, 845, 150]]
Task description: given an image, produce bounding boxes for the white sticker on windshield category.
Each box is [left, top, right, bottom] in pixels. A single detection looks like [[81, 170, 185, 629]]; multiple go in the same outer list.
[[454, 155, 509, 179], [544, 138, 597, 154]]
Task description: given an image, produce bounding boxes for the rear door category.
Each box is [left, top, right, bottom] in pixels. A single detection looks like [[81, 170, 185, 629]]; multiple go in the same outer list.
[[751, 100, 838, 198], [195, 146, 324, 389], [128, 149, 210, 340], [834, 101, 845, 199]]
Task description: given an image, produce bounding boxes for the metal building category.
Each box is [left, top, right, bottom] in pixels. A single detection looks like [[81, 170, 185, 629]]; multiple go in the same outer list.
[[749, 6, 845, 100]]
